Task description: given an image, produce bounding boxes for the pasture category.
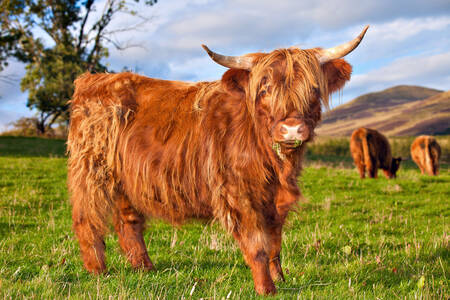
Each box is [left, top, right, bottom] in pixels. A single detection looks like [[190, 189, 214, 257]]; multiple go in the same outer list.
[[0, 136, 448, 299]]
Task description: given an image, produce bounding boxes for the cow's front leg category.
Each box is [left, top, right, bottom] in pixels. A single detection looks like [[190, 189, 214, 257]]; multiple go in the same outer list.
[[268, 223, 285, 282], [269, 187, 298, 282], [232, 230, 276, 295]]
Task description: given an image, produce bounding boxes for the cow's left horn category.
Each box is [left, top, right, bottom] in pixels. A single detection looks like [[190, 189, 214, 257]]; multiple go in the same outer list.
[[202, 45, 254, 70], [316, 25, 369, 64]]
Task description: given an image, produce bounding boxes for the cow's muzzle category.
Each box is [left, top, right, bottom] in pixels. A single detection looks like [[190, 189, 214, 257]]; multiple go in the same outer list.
[[273, 118, 310, 147]]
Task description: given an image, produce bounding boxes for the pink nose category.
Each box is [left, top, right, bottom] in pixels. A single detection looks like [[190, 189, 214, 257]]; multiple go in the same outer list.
[[281, 124, 303, 141]]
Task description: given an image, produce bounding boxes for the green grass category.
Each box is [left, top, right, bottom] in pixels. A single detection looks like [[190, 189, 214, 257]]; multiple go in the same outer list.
[[0, 136, 66, 157], [0, 136, 448, 299]]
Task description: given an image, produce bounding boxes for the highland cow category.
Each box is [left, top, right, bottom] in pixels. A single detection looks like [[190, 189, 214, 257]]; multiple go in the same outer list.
[[67, 27, 368, 295], [350, 127, 401, 179], [411, 136, 441, 175]]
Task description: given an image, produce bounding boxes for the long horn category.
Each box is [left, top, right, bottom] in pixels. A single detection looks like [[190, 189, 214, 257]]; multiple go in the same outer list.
[[316, 25, 369, 64], [202, 44, 254, 70]]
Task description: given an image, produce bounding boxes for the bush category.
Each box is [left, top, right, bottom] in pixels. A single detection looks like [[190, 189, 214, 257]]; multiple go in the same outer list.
[[307, 137, 350, 156], [390, 136, 416, 158], [4, 117, 39, 137], [1, 117, 68, 139]]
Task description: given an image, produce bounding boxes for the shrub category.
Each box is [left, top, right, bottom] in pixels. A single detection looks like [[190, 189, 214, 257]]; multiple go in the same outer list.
[[307, 137, 350, 156], [1, 117, 68, 139]]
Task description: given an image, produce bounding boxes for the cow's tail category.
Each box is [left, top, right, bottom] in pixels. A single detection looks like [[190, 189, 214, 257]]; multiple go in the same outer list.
[[423, 138, 434, 175], [426, 138, 440, 175], [361, 134, 373, 172], [67, 101, 133, 241]]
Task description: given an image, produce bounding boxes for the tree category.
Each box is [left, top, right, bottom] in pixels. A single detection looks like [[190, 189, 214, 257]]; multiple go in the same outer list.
[[0, 0, 157, 134], [7, 116, 39, 136], [0, 0, 24, 84]]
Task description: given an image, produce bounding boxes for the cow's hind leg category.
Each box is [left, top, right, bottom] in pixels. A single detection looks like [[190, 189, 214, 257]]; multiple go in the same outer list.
[[368, 165, 377, 178], [356, 162, 366, 178], [72, 197, 107, 274], [113, 195, 154, 271], [418, 163, 425, 174]]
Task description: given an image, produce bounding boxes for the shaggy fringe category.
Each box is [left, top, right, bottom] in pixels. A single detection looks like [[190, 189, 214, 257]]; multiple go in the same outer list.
[[249, 49, 328, 119]]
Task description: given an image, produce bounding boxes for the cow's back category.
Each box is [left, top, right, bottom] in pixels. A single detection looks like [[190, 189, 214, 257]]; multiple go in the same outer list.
[[69, 72, 204, 150]]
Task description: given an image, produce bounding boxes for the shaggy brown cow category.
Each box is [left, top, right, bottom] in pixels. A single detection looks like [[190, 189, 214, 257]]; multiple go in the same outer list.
[[411, 135, 441, 175], [67, 26, 368, 295], [350, 127, 401, 179]]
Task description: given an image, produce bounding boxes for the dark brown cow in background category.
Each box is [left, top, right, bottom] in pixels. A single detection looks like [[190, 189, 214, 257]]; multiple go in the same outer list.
[[411, 135, 441, 175], [67, 26, 368, 295], [350, 127, 401, 179]]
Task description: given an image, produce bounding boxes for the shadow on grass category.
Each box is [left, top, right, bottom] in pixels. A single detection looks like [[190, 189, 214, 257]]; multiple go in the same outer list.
[[0, 136, 66, 158]]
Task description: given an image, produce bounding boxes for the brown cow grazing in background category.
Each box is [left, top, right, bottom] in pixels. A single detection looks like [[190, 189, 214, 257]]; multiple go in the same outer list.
[[67, 27, 368, 295], [350, 127, 401, 179], [411, 136, 441, 175]]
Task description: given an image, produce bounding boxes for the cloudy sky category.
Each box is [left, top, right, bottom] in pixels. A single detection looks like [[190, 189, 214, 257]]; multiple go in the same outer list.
[[0, 0, 449, 130]]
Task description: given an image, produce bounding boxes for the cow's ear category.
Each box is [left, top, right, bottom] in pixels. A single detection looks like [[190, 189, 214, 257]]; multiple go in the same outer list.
[[322, 59, 352, 94], [221, 68, 250, 98]]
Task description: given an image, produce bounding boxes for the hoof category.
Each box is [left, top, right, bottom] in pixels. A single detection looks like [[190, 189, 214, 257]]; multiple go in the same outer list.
[[130, 255, 155, 271], [269, 257, 285, 282], [255, 282, 277, 295], [84, 262, 107, 275]]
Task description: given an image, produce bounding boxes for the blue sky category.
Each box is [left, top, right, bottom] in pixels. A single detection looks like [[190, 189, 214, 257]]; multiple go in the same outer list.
[[0, 0, 449, 131]]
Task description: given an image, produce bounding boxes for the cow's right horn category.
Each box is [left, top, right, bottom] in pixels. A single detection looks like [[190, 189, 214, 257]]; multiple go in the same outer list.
[[315, 25, 369, 64], [202, 45, 254, 70]]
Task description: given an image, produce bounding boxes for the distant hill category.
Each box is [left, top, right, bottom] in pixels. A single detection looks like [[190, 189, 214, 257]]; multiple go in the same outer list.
[[317, 85, 450, 136]]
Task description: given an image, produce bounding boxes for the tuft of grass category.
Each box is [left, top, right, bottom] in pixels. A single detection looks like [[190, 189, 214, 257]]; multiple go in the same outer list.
[[0, 137, 448, 299]]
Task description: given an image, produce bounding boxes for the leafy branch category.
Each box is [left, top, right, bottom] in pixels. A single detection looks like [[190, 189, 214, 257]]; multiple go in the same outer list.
[[0, 0, 158, 135]]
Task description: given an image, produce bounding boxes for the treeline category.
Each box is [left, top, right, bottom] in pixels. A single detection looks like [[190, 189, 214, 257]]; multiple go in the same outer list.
[[1, 116, 68, 138]]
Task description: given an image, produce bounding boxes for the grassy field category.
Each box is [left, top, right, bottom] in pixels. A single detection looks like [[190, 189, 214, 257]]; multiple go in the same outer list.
[[0, 136, 448, 299]]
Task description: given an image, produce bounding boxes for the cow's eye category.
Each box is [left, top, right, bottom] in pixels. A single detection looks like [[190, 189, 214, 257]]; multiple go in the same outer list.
[[259, 90, 267, 97]]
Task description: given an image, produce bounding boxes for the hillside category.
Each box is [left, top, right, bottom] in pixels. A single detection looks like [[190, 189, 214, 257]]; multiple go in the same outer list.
[[317, 85, 450, 136]]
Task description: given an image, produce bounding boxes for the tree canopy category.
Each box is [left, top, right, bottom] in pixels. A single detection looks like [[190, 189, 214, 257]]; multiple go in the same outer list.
[[0, 0, 157, 134]]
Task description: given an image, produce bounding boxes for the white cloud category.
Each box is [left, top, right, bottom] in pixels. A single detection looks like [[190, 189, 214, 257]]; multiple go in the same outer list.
[[104, 0, 450, 83], [342, 51, 450, 101], [347, 16, 450, 65]]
